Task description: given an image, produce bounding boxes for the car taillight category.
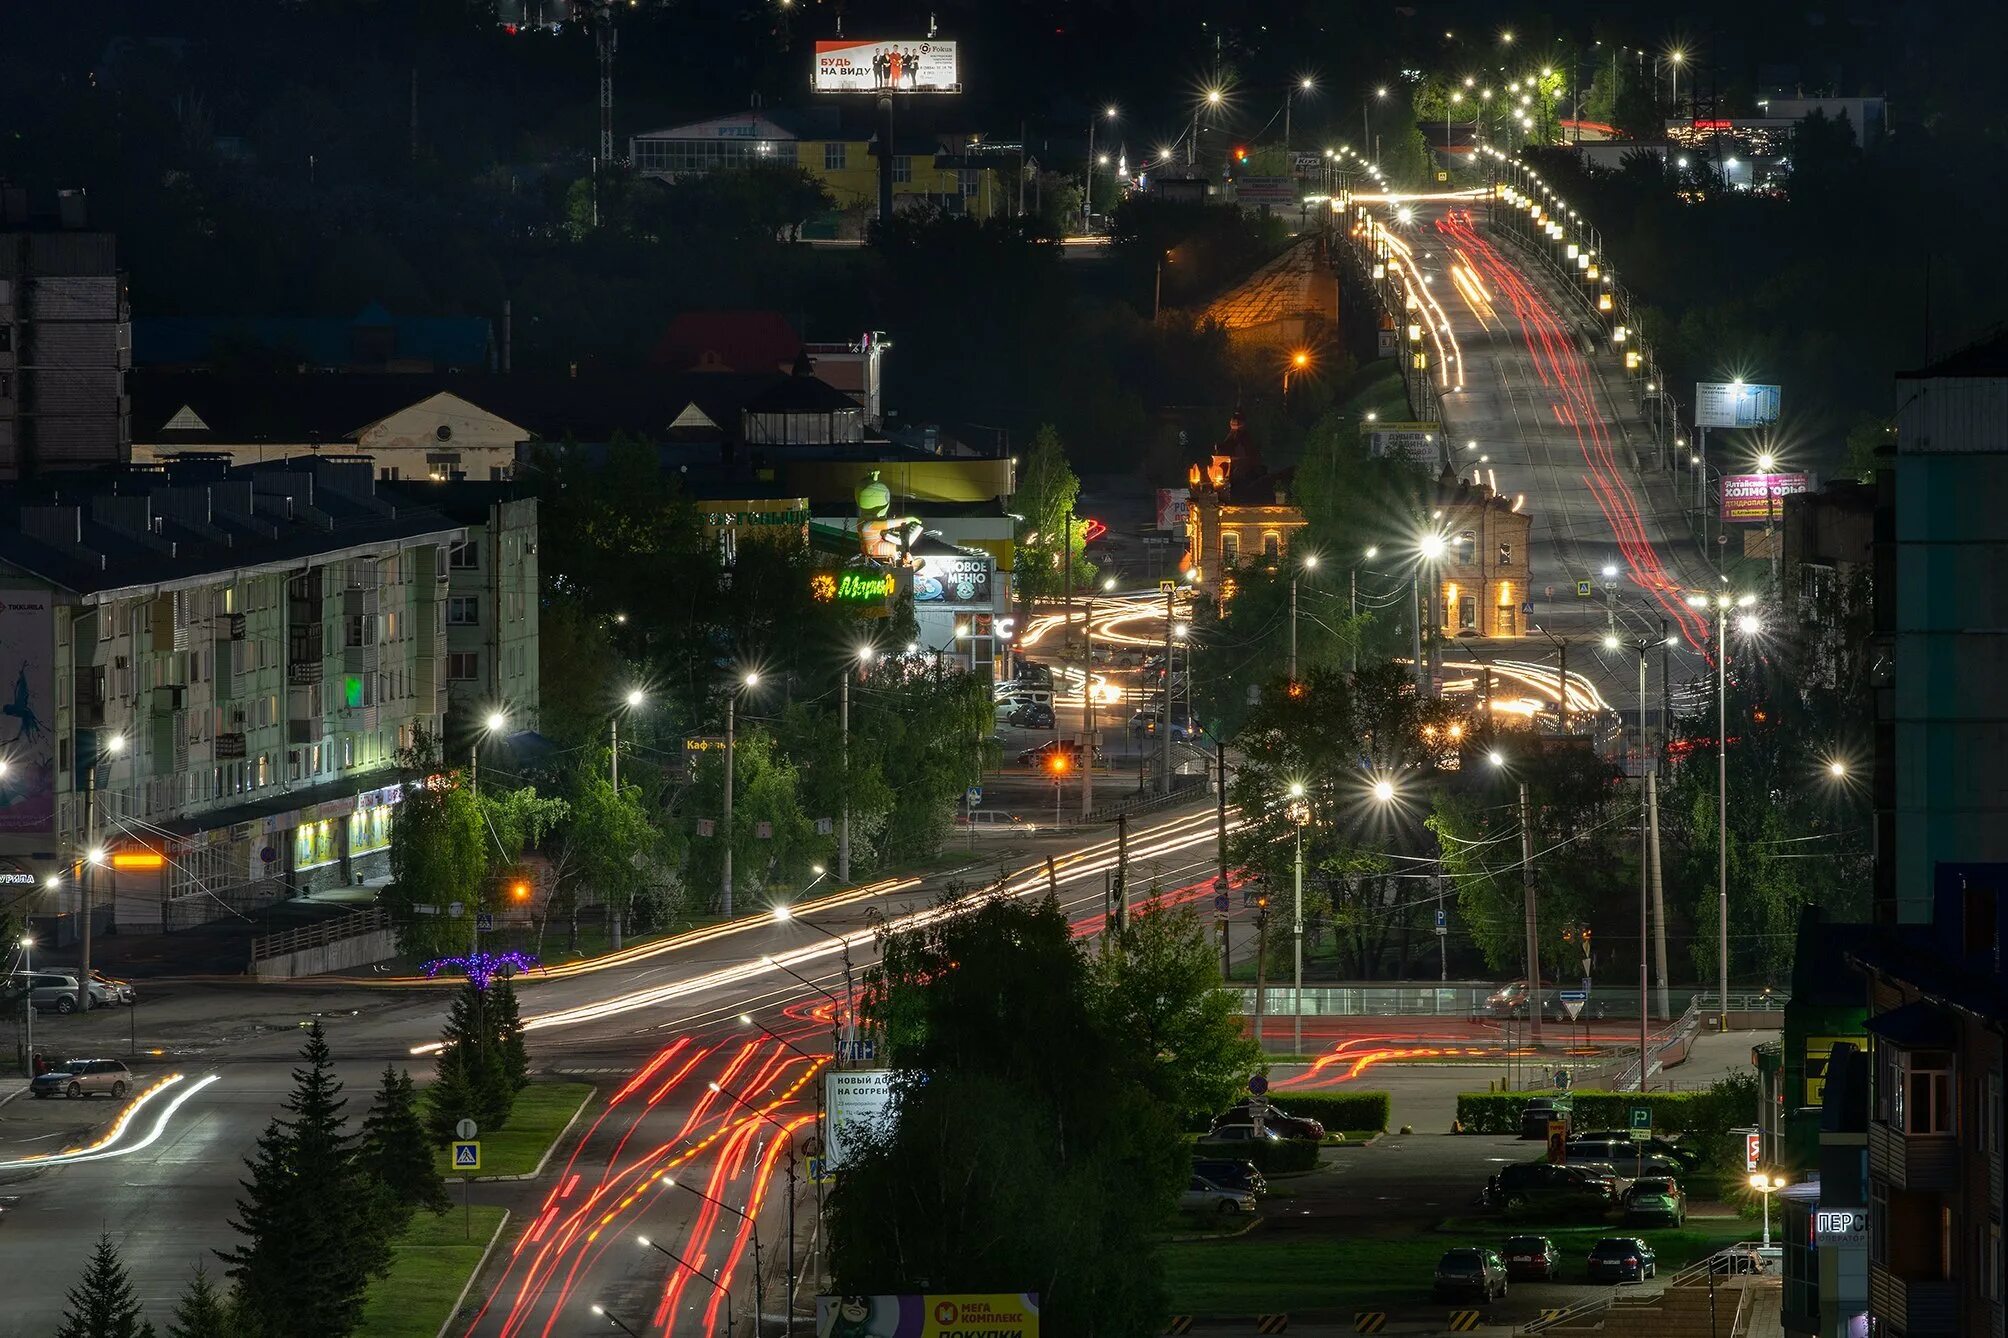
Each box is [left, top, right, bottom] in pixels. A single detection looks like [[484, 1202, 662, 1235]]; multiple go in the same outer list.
[[1625, 1257, 1638, 1266]]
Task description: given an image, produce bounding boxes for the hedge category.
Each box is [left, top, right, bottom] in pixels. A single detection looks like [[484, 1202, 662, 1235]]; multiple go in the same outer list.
[[1455, 1088, 1751, 1136], [1193, 1135, 1321, 1174], [1263, 1092, 1391, 1133]]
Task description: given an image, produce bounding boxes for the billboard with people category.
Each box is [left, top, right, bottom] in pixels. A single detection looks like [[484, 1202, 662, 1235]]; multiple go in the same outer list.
[[813, 40, 961, 94]]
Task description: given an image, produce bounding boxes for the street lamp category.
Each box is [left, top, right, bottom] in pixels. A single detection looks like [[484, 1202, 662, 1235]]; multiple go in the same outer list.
[[1414, 531, 1448, 695], [1286, 75, 1316, 154], [1086, 104, 1118, 232], [1688, 590, 1760, 1031], [1489, 751, 1544, 1045], [1749, 1172, 1787, 1248], [721, 670, 761, 918], [1081, 575, 1118, 820], [774, 907, 859, 1061], [1288, 552, 1318, 681], [705, 1079, 805, 1316], [631, 1236, 734, 1337], [610, 688, 645, 794], [838, 645, 873, 881], [1286, 781, 1310, 1055], [590, 1303, 643, 1338]]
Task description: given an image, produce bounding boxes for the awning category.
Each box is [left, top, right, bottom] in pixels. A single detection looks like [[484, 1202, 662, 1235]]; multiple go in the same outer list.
[[1865, 1000, 1958, 1051]]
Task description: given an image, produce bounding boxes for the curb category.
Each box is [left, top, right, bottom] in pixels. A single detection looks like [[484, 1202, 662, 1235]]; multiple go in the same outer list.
[[1165, 1214, 1264, 1245], [436, 1208, 511, 1338], [448, 1083, 596, 1184]]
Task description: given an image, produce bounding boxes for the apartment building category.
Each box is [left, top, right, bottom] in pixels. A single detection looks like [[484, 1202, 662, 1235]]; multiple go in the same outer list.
[[0, 455, 471, 934]]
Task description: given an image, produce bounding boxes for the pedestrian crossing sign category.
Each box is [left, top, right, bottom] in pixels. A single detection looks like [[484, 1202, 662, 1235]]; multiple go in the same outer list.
[[1576, 579, 1593, 598], [451, 1140, 481, 1170]]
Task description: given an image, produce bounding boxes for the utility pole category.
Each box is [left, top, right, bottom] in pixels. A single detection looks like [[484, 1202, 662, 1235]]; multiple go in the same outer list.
[[838, 668, 851, 882], [1113, 813, 1130, 932], [1648, 770, 1670, 1020], [1080, 592, 1096, 820], [722, 691, 736, 918], [1291, 807, 1305, 1056], [1288, 568, 1301, 681], [78, 763, 97, 1015], [1160, 581, 1175, 795], [1637, 642, 1650, 1090], [1518, 780, 1542, 1046], [1716, 603, 1730, 1032], [1214, 737, 1230, 894]]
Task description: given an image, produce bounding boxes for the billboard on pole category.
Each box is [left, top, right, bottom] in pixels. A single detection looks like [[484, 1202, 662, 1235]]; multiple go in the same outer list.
[[1720, 472, 1810, 522], [1694, 381, 1781, 429], [814, 1294, 1040, 1337], [0, 591, 55, 834], [826, 1068, 897, 1170], [814, 40, 961, 94], [1367, 422, 1447, 471]]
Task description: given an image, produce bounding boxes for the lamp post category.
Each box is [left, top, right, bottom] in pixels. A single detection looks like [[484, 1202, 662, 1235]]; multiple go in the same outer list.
[[1287, 782, 1308, 1056], [1447, 90, 1463, 164], [471, 711, 506, 793], [1490, 752, 1542, 1046], [1415, 531, 1447, 696], [1081, 576, 1117, 820], [1350, 546, 1378, 675], [1689, 592, 1759, 1032], [708, 1080, 802, 1327], [773, 906, 857, 1062], [631, 1235, 734, 1337], [611, 689, 644, 793], [1608, 631, 1670, 1087], [651, 1173, 764, 1332], [19, 934, 32, 1065], [77, 733, 124, 1015], [1086, 104, 1117, 232], [737, 1011, 829, 1310], [721, 670, 761, 918], [1288, 553, 1319, 682], [1749, 1172, 1786, 1248], [839, 647, 872, 882], [1193, 87, 1223, 167], [1286, 76, 1315, 156], [1366, 86, 1387, 153]]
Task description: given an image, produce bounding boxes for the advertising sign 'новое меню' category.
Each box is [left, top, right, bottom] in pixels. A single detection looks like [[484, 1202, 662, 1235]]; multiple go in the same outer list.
[[813, 40, 961, 94], [814, 1293, 1040, 1337]]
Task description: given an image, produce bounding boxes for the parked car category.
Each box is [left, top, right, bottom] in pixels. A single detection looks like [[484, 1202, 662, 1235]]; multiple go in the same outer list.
[[1520, 1095, 1573, 1139], [1016, 739, 1104, 769], [1586, 1237, 1659, 1283], [1180, 1174, 1257, 1216], [1215, 1100, 1326, 1142], [1566, 1132, 1697, 1172], [7, 972, 120, 1014], [1567, 1161, 1635, 1200], [1197, 1122, 1290, 1147], [31, 1058, 133, 1100], [90, 973, 138, 1006], [1484, 1161, 1616, 1217], [1006, 703, 1056, 730], [1433, 1247, 1509, 1302], [1501, 1234, 1562, 1281], [1623, 1177, 1688, 1225], [956, 809, 1025, 832], [1191, 1158, 1267, 1196]]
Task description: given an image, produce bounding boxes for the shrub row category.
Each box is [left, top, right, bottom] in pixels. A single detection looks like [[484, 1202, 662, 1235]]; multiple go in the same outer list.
[[1455, 1089, 1742, 1136], [1266, 1091, 1391, 1133], [1201, 1135, 1320, 1174]]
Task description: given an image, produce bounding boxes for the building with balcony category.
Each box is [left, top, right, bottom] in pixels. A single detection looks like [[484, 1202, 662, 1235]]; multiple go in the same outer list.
[[0, 193, 131, 478], [1847, 869, 2008, 1338], [0, 455, 469, 935]]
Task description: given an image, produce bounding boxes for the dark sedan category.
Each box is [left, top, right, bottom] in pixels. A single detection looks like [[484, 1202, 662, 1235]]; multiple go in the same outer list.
[[1586, 1236, 1658, 1283], [1502, 1234, 1561, 1281]]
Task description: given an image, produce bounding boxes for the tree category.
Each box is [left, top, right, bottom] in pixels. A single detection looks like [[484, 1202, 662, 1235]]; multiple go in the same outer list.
[[428, 979, 512, 1139], [829, 894, 1185, 1337], [385, 731, 488, 960], [165, 1266, 235, 1338], [361, 1066, 450, 1230], [58, 1234, 155, 1338], [1092, 896, 1261, 1125], [221, 1022, 389, 1338], [1011, 424, 1094, 603], [489, 975, 529, 1097]]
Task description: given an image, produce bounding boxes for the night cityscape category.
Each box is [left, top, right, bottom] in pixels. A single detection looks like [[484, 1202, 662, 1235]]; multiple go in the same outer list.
[[1, 2, 2002, 1335]]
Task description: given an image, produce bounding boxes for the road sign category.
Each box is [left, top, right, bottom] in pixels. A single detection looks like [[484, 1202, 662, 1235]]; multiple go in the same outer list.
[[1214, 893, 1230, 913], [451, 1141, 481, 1171], [455, 1118, 479, 1141], [447, 901, 465, 918], [1248, 1073, 1269, 1096], [1521, 601, 1534, 615], [475, 912, 495, 932], [836, 1038, 877, 1063], [1575, 579, 1593, 598], [1160, 579, 1178, 594], [1631, 1106, 1652, 1133], [1559, 990, 1587, 1022], [807, 1154, 833, 1184], [1434, 907, 1447, 931], [1250, 1092, 1269, 1138], [965, 786, 982, 808]]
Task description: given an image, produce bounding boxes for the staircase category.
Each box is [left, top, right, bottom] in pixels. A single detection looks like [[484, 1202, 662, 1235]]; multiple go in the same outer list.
[[1520, 1248, 1781, 1338]]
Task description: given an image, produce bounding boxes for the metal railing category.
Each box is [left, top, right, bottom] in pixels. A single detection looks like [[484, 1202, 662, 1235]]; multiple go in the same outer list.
[[1519, 1241, 1779, 1333], [1087, 772, 1206, 824], [250, 906, 390, 962]]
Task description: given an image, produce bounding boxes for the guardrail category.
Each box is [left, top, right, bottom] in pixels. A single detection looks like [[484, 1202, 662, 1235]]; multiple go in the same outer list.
[[250, 906, 391, 963], [1336, 203, 1448, 425], [1087, 772, 1207, 824]]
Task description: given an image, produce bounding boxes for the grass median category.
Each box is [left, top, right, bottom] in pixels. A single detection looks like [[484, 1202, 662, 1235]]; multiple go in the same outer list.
[[1161, 1217, 1750, 1314], [436, 1080, 594, 1180], [358, 1204, 508, 1338]]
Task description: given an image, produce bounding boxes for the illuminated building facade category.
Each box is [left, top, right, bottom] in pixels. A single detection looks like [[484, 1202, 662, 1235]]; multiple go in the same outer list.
[[1427, 468, 1533, 640]]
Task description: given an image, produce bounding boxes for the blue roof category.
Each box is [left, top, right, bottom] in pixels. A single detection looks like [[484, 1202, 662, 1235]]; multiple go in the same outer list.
[[135, 305, 495, 372]]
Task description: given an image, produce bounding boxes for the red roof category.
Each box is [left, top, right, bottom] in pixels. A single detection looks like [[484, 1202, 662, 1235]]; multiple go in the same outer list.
[[648, 311, 803, 374]]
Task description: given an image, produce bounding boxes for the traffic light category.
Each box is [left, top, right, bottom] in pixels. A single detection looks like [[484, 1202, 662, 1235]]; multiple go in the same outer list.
[[1234, 146, 1249, 162]]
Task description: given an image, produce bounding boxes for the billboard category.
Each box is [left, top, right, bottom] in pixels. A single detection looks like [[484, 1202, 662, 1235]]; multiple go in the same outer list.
[[1720, 471, 1810, 522], [1155, 487, 1190, 532], [814, 1294, 1040, 1337], [1694, 381, 1781, 429], [1234, 176, 1299, 206], [826, 1068, 896, 1170], [814, 40, 960, 94], [1367, 422, 1446, 471], [0, 591, 55, 835], [912, 551, 992, 607]]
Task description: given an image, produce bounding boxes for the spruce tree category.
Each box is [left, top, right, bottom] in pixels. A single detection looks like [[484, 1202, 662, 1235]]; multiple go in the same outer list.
[[220, 1021, 391, 1338], [165, 1265, 235, 1338], [428, 981, 509, 1137], [57, 1233, 155, 1338], [362, 1065, 450, 1228], [424, 1040, 478, 1147], [490, 974, 530, 1097]]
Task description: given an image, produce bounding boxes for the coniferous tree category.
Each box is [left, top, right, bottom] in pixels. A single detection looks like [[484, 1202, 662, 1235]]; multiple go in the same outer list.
[[58, 1233, 156, 1338], [428, 979, 511, 1137], [362, 1065, 451, 1229], [220, 1021, 390, 1338], [425, 1040, 479, 1147], [490, 974, 529, 1097], [165, 1265, 235, 1338]]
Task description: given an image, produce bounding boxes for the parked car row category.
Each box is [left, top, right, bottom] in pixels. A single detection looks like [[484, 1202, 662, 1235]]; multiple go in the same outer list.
[[30, 1058, 135, 1100], [1485, 1157, 1691, 1226], [1434, 1236, 1661, 1301], [1178, 1156, 1269, 1217]]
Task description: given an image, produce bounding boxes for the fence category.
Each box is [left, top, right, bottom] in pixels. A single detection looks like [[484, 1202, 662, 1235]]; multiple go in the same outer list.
[[1087, 772, 1208, 824], [250, 907, 390, 963]]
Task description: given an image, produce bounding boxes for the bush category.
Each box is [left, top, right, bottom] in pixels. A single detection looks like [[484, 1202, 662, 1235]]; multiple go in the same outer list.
[[1194, 1135, 1320, 1174], [1267, 1092, 1391, 1133], [1455, 1089, 1741, 1136]]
